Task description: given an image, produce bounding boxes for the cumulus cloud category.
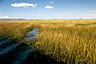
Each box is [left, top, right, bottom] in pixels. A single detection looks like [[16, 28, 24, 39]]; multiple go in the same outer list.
[[11, 3, 37, 8], [45, 6, 54, 9], [51, 2, 54, 3]]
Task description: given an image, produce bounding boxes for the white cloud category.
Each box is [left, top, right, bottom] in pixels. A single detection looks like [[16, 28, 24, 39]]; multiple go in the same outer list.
[[11, 3, 37, 8], [86, 13, 96, 16], [0, 16, 9, 18], [0, 16, 11, 19], [90, 10, 94, 12], [34, 4, 37, 6], [86, 10, 96, 17], [45, 6, 54, 9], [51, 2, 54, 3], [90, 10, 96, 13]]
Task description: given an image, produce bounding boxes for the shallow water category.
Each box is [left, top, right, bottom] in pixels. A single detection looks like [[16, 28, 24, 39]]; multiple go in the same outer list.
[[26, 29, 39, 41], [0, 29, 64, 64], [0, 29, 39, 64]]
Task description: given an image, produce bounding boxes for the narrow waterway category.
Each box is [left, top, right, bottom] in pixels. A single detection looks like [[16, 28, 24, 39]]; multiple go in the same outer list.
[[0, 29, 39, 64], [0, 29, 64, 64]]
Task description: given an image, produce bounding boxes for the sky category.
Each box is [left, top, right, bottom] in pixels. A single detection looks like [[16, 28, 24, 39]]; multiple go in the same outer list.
[[0, 0, 96, 19]]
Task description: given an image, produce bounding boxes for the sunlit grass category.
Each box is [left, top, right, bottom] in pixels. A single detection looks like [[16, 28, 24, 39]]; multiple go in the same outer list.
[[0, 19, 96, 63], [0, 21, 33, 42]]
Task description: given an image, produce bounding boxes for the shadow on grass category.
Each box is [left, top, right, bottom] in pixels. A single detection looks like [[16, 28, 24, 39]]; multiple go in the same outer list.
[[23, 51, 66, 64], [75, 22, 96, 26], [75, 24, 91, 26]]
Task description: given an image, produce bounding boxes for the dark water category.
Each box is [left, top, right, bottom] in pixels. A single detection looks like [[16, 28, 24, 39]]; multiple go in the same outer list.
[[0, 29, 65, 64]]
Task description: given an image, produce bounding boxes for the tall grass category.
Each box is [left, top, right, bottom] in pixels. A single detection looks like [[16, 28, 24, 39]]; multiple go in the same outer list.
[[0, 21, 33, 42], [0, 20, 96, 63], [34, 20, 96, 64]]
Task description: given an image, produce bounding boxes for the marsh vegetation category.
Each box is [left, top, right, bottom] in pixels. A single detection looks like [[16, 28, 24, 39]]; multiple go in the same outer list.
[[0, 19, 96, 64]]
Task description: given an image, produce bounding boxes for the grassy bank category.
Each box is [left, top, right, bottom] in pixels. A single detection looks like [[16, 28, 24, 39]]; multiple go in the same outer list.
[[0, 20, 96, 64]]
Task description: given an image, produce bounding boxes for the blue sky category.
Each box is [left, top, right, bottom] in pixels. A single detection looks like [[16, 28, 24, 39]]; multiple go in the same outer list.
[[0, 0, 96, 19]]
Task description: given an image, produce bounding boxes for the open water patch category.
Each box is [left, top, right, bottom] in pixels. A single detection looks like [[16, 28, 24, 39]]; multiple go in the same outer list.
[[26, 29, 39, 41], [0, 29, 40, 64]]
